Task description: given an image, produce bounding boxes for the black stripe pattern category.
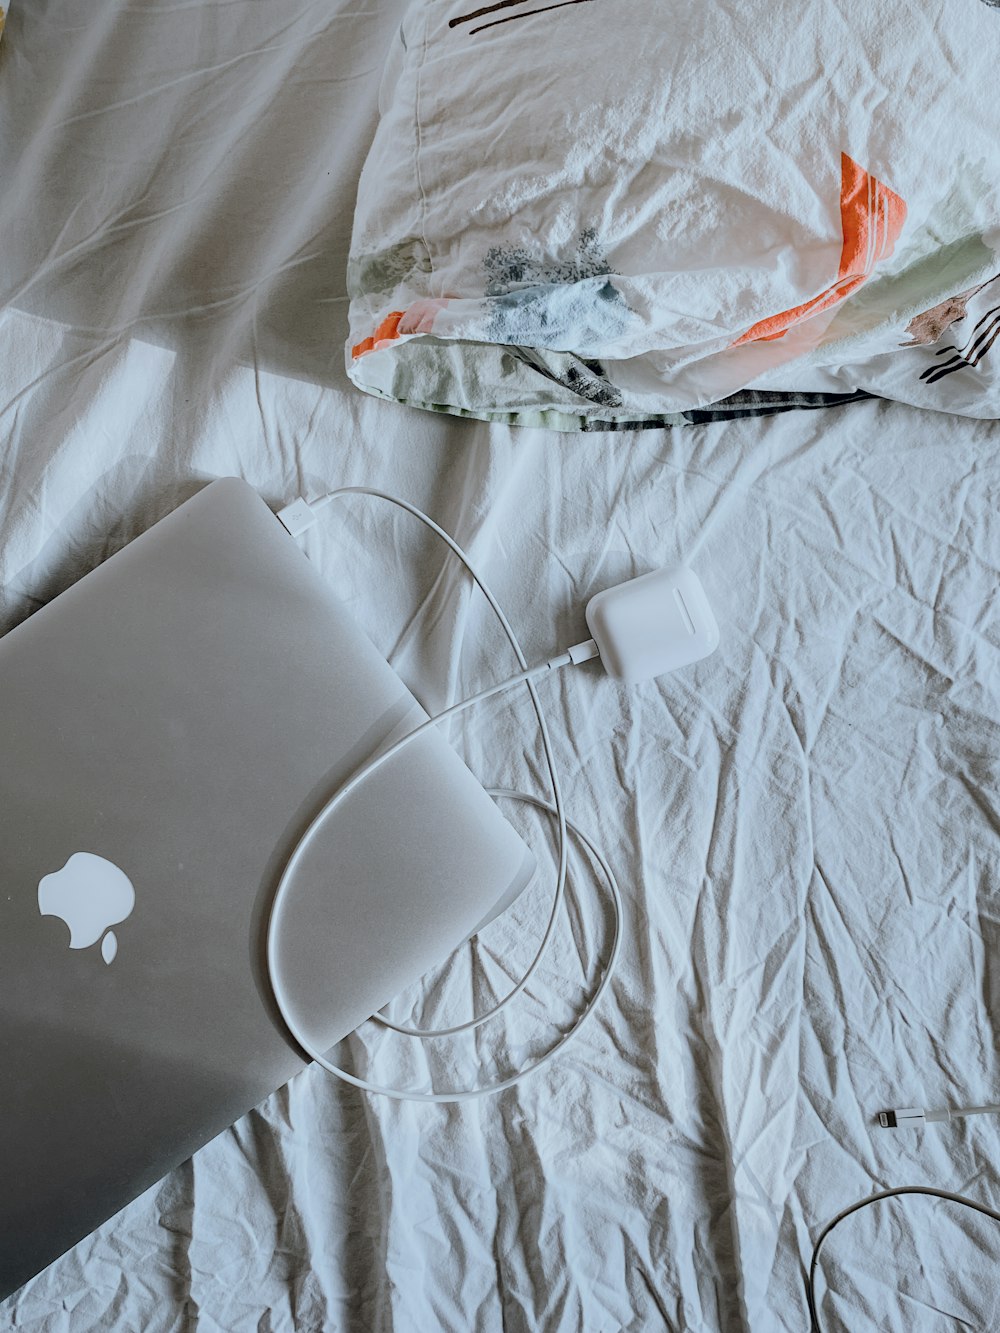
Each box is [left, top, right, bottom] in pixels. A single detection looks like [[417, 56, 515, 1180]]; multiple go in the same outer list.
[[920, 294, 1000, 384]]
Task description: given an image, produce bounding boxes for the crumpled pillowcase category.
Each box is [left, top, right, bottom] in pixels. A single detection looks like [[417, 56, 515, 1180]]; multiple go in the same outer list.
[[346, 0, 1000, 430]]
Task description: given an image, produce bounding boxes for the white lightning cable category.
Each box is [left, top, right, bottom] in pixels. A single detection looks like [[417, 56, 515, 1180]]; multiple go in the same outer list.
[[267, 487, 623, 1101], [878, 1102, 1000, 1129]]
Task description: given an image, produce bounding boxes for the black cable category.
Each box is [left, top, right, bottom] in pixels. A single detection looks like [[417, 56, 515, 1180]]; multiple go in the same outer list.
[[807, 1185, 1000, 1332]]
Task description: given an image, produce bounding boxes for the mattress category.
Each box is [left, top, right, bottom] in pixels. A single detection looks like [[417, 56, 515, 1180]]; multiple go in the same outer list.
[[1, 3, 999, 1330]]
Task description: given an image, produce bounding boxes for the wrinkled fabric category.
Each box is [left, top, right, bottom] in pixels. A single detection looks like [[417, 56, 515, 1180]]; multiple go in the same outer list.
[[1, 4, 1000, 1332], [348, 0, 1000, 428]]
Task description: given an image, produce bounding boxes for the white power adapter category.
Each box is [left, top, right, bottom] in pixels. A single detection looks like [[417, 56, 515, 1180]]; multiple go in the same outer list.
[[586, 567, 719, 684]]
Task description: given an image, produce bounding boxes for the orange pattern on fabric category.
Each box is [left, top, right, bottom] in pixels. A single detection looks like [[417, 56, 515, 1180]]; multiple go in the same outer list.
[[352, 298, 453, 360], [733, 153, 907, 346], [352, 310, 406, 360]]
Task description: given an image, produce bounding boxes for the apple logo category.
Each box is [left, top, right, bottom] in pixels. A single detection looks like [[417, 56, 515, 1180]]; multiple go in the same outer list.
[[37, 852, 135, 965]]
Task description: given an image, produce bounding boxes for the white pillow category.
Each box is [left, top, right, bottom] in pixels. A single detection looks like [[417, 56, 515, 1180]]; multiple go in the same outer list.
[[347, 0, 1000, 429]]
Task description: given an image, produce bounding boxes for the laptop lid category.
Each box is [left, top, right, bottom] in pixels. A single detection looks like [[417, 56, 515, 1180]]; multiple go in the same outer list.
[[0, 477, 535, 1300]]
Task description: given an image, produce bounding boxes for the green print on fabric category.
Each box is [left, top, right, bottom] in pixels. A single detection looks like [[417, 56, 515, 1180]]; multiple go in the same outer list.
[[347, 238, 432, 300]]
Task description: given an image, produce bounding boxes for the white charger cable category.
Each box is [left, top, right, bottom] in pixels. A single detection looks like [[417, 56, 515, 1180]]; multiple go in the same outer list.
[[878, 1102, 1000, 1129], [269, 486, 718, 1102]]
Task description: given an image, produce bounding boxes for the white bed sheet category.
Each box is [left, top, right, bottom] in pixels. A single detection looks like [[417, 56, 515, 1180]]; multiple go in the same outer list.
[[2, 4, 999, 1331]]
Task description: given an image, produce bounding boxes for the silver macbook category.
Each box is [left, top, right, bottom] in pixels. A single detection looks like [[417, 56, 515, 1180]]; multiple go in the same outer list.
[[0, 477, 535, 1301]]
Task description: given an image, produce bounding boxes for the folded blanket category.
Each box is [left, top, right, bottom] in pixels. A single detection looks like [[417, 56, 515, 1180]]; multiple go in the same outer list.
[[347, 0, 1000, 429]]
